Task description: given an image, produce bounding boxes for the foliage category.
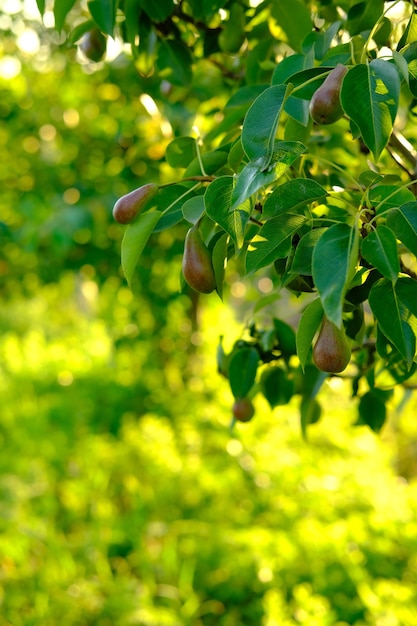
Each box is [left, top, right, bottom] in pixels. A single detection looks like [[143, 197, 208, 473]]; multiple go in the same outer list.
[[33, 0, 417, 433]]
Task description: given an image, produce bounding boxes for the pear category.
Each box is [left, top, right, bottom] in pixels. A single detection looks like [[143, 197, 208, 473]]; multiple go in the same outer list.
[[182, 224, 216, 294], [313, 315, 351, 373], [232, 397, 255, 422], [182, 224, 216, 293], [112, 183, 159, 224], [80, 28, 107, 62], [309, 64, 348, 125]]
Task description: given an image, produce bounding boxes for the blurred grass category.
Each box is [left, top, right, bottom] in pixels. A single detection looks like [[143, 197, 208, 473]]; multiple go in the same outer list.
[[1, 276, 417, 626]]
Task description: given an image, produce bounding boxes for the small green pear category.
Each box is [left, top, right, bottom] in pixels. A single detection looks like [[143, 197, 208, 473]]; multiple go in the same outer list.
[[182, 224, 216, 294], [232, 397, 255, 422], [79, 28, 107, 62], [112, 183, 159, 224], [309, 64, 348, 125], [313, 315, 351, 373]]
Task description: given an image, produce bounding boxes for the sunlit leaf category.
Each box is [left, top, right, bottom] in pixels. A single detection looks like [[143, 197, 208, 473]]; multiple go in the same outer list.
[[296, 298, 323, 370], [246, 213, 306, 274], [262, 178, 327, 220], [166, 137, 197, 168], [270, 0, 312, 51]]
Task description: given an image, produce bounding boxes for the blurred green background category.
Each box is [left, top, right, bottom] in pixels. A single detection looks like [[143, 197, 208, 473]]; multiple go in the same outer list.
[[2, 3, 417, 625]]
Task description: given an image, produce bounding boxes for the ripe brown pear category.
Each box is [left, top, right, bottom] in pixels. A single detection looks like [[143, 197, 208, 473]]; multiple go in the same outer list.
[[232, 397, 255, 422], [112, 183, 159, 224], [313, 315, 351, 373], [182, 224, 216, 294], [79, 28, 107, 62], [309, 64, 348, 125]]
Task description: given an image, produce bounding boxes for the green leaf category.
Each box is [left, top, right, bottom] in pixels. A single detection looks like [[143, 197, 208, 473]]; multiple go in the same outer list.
[[183, 151, 228, 177], [69, 19, 96, 45], [230, 142, 307, 211], [300, 396, 322, 439], [54, 0, 77, 31], [270, 0, 312, 52], [228, 347, 259, 399], [273, 318, 297, 357], [387, 202, 417, 256], [121, 211, 162, 288], [369, 278, 416, 365], [357, 391, 386, 433], [156, 40, 193, 87], [397, 8, 417, 51], [212, 233, 228, 300], [165, 137, 197, 168], [401, 42, 417, 96], [262, 178, 327, 220], [340, 60, 400, 160], [205, 177, 251, 250], [361, 225, 400, 284], [138, 0, 174, 22], [260, 366, 294, 408], [246, 213, 307, 275], [88, 0, 117, 35], [296, 298, 323, 370], [312, 223, 359, 328], [182, 196, 205, 224], [369, 185, 415, 215], [241, 85, 290, 169], [292, 228, 327, 275], [36, 0, 45, 15], [153, 185, 191, 232]]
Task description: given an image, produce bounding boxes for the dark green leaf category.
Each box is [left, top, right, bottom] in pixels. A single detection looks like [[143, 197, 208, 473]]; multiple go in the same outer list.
[[229, 347, 259, 399], [88, 0, 117, 35], [260, 366, 294, 408], [153, 185, 191, 232], [54, 0, 77, 31], [312, 223, 359, 327], [121, 211, 162, 287], [387, 202, 417, 256], [241, 85, 289, 169], [361, 225, 400, 283], [292, 228, 327, 275], [263, 179, 327, 220], [340, 60, 400, 160], [138, 0, 174, 22], [183, 151, 228, 177], [369, 278, 416, 365], [156, 40, 193, 87], [357, 391, 386, 432], [273, 318, 297, 357]]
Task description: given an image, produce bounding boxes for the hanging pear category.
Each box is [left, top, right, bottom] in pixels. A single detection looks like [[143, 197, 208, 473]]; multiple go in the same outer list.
[[182, 224, 216, 294], [112, 183, 159, 224], [313, 315, 351, 373], [79, 28, 107, 62], [309, 64, 348, 125]]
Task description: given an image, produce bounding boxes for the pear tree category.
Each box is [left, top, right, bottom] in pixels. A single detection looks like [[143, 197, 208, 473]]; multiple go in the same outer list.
[[38, 0, 417, 434]]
